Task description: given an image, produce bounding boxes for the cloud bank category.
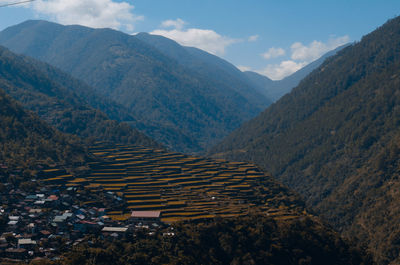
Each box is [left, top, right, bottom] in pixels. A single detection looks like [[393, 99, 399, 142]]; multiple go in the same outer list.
[[161, 18, 186, 30], [261, 61, 307, 80], [248, 35, 259, 42], [290, 35, 350, 61], [151, 18, 238, 55], [237, 65, 252, 72], [262, 47, 286, 60], [259, 35, 349, 80], [30, 0, 142, 32]]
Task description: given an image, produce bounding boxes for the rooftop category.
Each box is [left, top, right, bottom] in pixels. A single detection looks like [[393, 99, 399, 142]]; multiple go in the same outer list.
[[101, 227, 128, 233], [131, 211, 161, 218], [18, 238, 37, 245]]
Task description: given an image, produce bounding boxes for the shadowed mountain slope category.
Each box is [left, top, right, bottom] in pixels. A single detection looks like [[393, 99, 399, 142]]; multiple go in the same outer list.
[[0, 45, 160, 148], [0, 86, 87, 170], [210, 16, 400, 264]]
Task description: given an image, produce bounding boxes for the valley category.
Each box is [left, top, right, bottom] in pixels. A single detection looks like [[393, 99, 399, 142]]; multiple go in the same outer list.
[[0, 3, 398, 264]]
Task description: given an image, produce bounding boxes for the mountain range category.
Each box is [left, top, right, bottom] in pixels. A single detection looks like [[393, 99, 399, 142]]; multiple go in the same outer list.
[[0, 45, 160, 149], [0, 20, 337, 154], [0, 38, 372, 264], [1, 14, 398, 264], [0, 20, 271, 153], [211, 16, 400, 264]]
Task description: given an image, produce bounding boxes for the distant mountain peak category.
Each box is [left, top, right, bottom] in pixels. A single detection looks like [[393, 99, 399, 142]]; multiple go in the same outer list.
[[243, 44, 348, 102]]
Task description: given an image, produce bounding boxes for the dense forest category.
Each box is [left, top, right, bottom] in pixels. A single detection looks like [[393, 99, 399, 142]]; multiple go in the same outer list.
[[0, 46, 161, 149], [210, 16, 400, 264], [0, 87, 87, 171], [30, 214, 371, 265]]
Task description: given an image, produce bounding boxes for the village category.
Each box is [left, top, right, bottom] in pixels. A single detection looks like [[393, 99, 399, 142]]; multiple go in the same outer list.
[[0, 176, 164, 263], [0, 143, 303, 263]]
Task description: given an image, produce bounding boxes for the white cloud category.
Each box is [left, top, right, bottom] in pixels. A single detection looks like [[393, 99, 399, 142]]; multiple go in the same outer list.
[[30, 0, 143, 32], [161, 18, 186, 30], [291, 35, 349, 61], [248, 35, 259, 42], [258, 35, 350, 80], [237, 65, 252, 72], [151, 19, 238, 55], [262, 47, 286, 60], [259, 60, 307, 80]]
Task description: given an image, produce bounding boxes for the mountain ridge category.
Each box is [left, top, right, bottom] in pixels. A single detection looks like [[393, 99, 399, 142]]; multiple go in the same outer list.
[[135, 32, 268, 108], [0, 20, 271, 153], [243, 44, 348, 102], [0, 45, 161, 149], [210, 16, 400, 264]]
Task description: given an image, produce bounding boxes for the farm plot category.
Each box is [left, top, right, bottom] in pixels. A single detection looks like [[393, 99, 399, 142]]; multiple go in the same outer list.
[[39, 143, 304, 222]]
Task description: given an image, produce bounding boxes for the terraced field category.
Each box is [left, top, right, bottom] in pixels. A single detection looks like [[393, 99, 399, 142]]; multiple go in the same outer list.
[[40, 143, 304, 222]]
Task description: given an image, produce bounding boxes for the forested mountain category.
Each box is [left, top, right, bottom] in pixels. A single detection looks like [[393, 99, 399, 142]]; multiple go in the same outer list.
[[0, 70, 371, 265], [27, 55, 139, 124], [0, 86, 87, 171], [0, 21, 375, 265], [0, 20, 271, 153], [0, 83, 370, 265], [244, 45, 347, 102], [0, 46, 160, 148], [135, 32, 270, 108], [211, 16, 400, 264]]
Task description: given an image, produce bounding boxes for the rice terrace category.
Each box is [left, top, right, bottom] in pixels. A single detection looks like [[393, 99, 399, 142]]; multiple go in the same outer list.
[[39, 143, 304, 223]]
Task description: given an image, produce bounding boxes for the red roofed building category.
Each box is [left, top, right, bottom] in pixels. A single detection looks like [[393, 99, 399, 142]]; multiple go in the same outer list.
[[131, 211, 161, 223], [47, 195, 58, 201]]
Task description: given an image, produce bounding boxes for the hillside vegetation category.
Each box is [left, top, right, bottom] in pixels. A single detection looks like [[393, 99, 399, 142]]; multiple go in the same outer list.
[[0, 46, 160, 148], [211, 16, 400, 264], [58, 214, 371, 265], [0, 87, 87, 170], [135, 32, 270, 107], [0, 20, 271, 153]]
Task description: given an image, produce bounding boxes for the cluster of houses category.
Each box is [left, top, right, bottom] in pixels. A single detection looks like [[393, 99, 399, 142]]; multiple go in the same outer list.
[[0, 178, 163, 263]]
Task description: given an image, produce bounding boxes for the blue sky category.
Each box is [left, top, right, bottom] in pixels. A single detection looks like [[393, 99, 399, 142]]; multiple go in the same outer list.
[[0, 0, 399, 79]]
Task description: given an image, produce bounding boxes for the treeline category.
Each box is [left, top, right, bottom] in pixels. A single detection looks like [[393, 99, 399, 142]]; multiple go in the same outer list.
[[32, 214, 372, 265]]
